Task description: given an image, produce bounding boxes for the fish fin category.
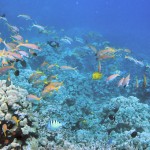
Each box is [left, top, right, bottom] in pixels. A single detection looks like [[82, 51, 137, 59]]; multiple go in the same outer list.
[[17, 119, 20, 126], [4, 131, 6, 137]]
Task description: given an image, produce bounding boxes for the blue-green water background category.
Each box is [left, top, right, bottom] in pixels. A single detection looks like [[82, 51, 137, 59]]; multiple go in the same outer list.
[[0, 0, 150, 60]]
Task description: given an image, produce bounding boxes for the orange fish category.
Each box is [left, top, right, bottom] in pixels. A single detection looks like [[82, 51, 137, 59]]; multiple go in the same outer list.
[[106, 74, 120, 82], [42, 82, 63, 95], [12, 116, 20, 126], [2, 124, 8, 137]]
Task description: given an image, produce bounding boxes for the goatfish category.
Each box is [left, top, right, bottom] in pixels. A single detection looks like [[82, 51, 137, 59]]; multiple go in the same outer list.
[[28, 71, 45, 83], [11, 34, 23, 42], [42, 82, 63, 95], [6, 23, 19, 33], [106, 74, 120, 83], [97, 47, 116, 57], [98, 54, 115, 60], [41, 61, 49, 67], [2, 124, 8, 137], [2, 40, 12, 50], [48, 64, 59, 69], [27, 94, 41, 101], [17, 43, 41, 51], [143, 74, 147, 88], [17, 14, 31, 20], [60, 66, 77, 71], [32, 24, 45, 31], [12, 116, 20, 126], [7, 51, 23, 60], [0, 65, 15, 74]]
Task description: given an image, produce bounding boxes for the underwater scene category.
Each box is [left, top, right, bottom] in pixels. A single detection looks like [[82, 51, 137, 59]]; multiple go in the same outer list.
[[0, 0, 150, 150]]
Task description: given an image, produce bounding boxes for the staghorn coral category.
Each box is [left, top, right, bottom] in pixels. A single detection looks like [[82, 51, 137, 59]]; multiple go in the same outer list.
[[0, 80, 39, 149]]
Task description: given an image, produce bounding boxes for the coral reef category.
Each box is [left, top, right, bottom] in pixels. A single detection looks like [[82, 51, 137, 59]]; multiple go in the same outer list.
[[0, 80, 38, 149], [36, 96, 150, 150]]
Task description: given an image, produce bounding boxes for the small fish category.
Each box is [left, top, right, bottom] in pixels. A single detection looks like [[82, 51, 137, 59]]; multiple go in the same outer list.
[[47, 119, 62, 130], [118, 77, 124, 87], [27, 94, 41, 101], [6, 74, 11, 87], [12, 116, 20, 126], [41, 61, 49, 67], [7, 51, 23, 60], [47, 41, 59, 48], [48, 64, 58, 69], [14, 70, 19, 76], [2, 124, 8, 137], [88, 45, 98, 54], [42, 82, 63, 95], [92, 72, 103, 80], [18, 50, 29, 58], [98, 60, 101, 72], [17, 14, 31, 20], [2, 40, 12, 50], [135, 77, 139, 88], [106, 74, 120, 82], [11, 34, 23, 42], [29, 49, 37, 57], [20, 60, 26, 68], [32, 24, 45, 31], [0, 65, 15, 74], [143, 74, 147, 88], [2, 58, 8, 67], [17, 43, 41, 51], [6, 23, 19, 33], [108, 114, 115, 121], [122, 74, 130, 88], [60, 66, 77, 71]]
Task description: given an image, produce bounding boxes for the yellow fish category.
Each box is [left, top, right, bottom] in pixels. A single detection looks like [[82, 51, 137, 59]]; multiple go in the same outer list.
[[2, 124, 8, 137], [92, 72, 103, 80], [12, 116, 20, 126]]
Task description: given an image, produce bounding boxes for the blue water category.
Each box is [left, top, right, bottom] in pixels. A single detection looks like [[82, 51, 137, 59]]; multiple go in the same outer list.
[[1, 0, 150, 59], [1, 1, 150, 149]]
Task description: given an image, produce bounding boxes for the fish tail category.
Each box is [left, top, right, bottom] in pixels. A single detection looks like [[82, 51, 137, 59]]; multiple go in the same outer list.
[[17, 120, 20, 126], [4, 131, 6, 137]]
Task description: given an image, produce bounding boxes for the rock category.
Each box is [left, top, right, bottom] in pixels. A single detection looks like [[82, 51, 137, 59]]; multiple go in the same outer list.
[[1, 102, 8, 112], [5, 113, 12, 120], [0, 110, 5, 119]]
